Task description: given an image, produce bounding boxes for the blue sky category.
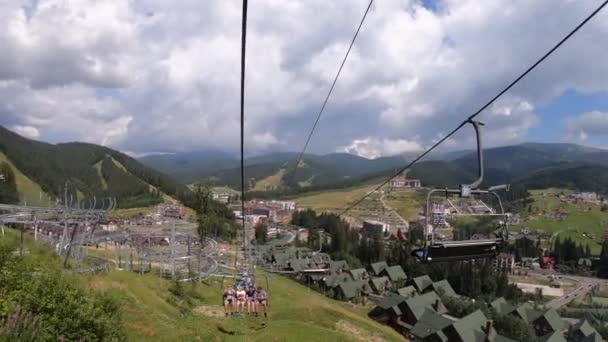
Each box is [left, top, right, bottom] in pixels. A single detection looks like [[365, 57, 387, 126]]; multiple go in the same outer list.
[[529, 90, 608, 148]]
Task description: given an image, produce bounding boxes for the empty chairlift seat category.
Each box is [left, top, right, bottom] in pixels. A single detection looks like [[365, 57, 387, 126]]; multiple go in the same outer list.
[[412, 239, 503, 263]]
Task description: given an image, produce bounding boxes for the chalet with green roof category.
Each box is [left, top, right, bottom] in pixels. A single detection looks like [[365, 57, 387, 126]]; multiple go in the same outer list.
[[412, 275, 433, 293], [431, 280, 458, 298], [400, 291, 446, 326], [512, 303, 543, 324], [533, 309, 566, 337], [409, 308, 454, 340], [568, 319, 602, 342], [329, 260, 349, 274], [397, 286, 417, 299], [490, 297, 515, 317], [321, 273, 352, 289], [381, 265, 408, 285], [333, 279, 369, 302], [369, 276, 392, 295], [369, 293, 407, 324], [349, 268, 370, 281], [369, 261, 388, 276], [442, 309, 487, 342], [538, 331, 567, 342]]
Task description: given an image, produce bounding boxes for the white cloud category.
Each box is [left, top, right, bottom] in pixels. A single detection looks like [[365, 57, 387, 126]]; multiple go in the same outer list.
[[0, 0, 607, 156], [340, 137, 423, 159], [564, 111, 608, 141], [11, 125, 40, 139]]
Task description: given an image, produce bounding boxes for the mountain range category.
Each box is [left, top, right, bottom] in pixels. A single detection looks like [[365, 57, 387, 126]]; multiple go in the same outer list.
[[0, 122, 606, 209], [139, 142, 608, 194]]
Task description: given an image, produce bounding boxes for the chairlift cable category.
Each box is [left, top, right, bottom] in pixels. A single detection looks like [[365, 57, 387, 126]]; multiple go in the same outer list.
[[338, 0, 608, 217], [289, 0, 375, 185]]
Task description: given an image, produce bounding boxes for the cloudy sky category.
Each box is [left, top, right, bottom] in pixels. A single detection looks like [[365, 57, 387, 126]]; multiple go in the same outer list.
[[1, 0, 608, 159]]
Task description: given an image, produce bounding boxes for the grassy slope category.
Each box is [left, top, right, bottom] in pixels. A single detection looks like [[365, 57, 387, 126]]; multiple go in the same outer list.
[[0, 151, 52, 206], [513, 188, 608, 254], [86, 270, 404, 341], [383, 190, 425, 222], [94, 160, 109, 190], [5, 231, 401, 341], [252, 168, 286, 192], [292, 182, 381, 213]]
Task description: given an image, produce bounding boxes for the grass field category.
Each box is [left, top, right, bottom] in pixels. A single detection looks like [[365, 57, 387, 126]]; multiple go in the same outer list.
[[291, 182, 381, 213], [592, 297, 608, 306], [86, 270, 404, 341], [0, 151, 52, 206], [513, 188, 608, 254], [383, 190, 425, 222]]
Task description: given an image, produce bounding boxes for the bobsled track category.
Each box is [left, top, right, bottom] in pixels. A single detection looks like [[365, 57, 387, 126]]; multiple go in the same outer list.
[[0, 202, 219, 282]]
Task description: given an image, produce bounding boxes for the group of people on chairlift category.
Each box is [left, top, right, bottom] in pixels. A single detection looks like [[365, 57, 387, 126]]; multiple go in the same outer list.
[[223, 279, 268, 318]]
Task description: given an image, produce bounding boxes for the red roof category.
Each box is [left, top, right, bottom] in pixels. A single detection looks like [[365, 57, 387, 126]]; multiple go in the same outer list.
[[542, 256, 555, 264]]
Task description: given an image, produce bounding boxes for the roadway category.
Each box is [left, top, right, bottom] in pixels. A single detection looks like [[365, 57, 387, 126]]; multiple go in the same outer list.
[[524, 269, 608, 309]]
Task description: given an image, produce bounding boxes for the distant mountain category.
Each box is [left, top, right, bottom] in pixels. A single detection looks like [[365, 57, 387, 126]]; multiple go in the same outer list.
[[516, 162, 608, 195], [139, 150, 237, 182], [139, 142, 608, 194], [0, 126, 189, 208]]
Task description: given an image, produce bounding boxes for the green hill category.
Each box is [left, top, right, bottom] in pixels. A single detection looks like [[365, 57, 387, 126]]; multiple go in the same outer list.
[[88, 269, 403, 341], [516, 162, 608, 194], [0, 151, 51, 206], [0, 125, 189, 208]]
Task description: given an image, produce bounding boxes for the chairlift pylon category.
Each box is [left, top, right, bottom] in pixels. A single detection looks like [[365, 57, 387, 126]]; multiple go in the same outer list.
[[412, 120, 511, 263]]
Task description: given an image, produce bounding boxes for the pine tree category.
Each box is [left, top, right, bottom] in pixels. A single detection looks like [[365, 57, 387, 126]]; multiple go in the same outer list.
[[585, 244, 592, 258], [0, 162, 19, 204], [598, 240, 608, 278]]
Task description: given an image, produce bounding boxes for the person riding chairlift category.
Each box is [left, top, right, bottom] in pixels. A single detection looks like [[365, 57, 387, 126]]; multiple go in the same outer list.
[[246, 285, 256, 315], [255, 286, 268, 318], [223, 284, 235, 317], [235, 285, 247, 314]]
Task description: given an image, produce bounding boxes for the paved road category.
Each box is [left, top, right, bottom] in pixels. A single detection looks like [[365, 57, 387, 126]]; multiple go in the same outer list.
[[525, 269, 608, 309]]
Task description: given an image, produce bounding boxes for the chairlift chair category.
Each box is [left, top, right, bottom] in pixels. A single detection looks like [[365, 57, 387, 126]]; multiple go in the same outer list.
[[412, 120, 511, 263]]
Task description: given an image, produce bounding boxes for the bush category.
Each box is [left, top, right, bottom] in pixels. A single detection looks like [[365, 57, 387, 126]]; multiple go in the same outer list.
[[0, 235, 125, 341]]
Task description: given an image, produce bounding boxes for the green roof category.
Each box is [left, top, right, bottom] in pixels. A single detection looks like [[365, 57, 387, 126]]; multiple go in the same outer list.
[[432, 280, 457, 297], [490, 334, 518, 342], [410, 308, 454, 338], [536, 309, 566, 333], [490, 298, 515, 316], [329, 260, 349, 273], [323, 273, 352, 288], [412, 275, 433, 292], [539, 331, 567, 342], [397, 286, 418, 299], [514, 303, 542, 323], [349, 268, 369, 281], [370, 261, 388, 276], [449, 310, 487, 342], [369, 276, 392, 292], [383, 265, 407, 282], [403, 291, 446, 322], [336, 280, 365, 299], [573, 320, 599, 338], [375, 293, 407, 310], [581, 333, 602, 342]]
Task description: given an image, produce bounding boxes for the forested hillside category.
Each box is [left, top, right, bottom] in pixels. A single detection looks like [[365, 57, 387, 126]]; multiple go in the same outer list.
[[142, 143, 608, 196], [0, 126, 189, 208], [517, 162, 608, 195]]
